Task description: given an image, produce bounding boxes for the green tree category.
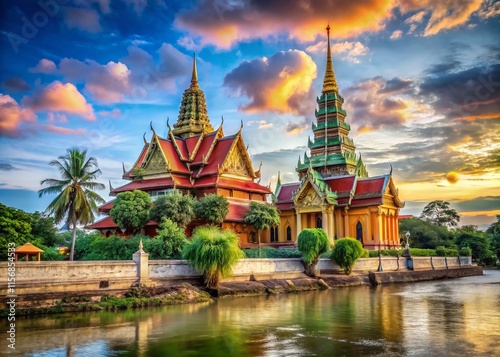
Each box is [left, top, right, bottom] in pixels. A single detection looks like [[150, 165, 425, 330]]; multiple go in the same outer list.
[[486, 215, 500, 260], [331, 238, 364, 275], [30, 212, 58, 247], [399, 217, 454, 248], [244, 202, 280, 256], [38, 148, 105, 261], [454, 232, 494, 265], [0, 203, 35, 260], [154, 218, 189, 259], [194, 194, 229, 225], [110, 190, 152, 234], [297, 228, 330, 277], [149, 190, 195, 228], [420, 200, 460, 228], [182, 226, 244, 288]]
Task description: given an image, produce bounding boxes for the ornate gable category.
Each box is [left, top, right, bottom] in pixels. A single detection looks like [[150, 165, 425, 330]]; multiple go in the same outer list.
[[133, 136, 170, 177], [383, 175, 404, 208], [220, 132, 256, 179], [293, 167, 338, 207]]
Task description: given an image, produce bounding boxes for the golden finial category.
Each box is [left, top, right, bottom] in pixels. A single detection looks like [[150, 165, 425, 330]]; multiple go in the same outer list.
[[191, 53, 199, 88], [322, 23, 339, 93]]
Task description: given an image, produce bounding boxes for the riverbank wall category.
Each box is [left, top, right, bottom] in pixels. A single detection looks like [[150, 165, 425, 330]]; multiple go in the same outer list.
[[0, 256, 480, 309]]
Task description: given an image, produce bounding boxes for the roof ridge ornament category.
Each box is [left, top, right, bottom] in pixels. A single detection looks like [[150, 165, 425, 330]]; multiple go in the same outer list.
[[143, 132, 148, 145]]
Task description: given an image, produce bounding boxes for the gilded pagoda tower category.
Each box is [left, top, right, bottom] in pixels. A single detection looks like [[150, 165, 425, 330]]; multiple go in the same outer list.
[[173, 54, 214, 138], [297, 25, 368, 178]]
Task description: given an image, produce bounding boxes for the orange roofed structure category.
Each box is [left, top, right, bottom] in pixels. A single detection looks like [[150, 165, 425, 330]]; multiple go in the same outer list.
[[88, 55, 272, 246], [274, 25, 404, 249]]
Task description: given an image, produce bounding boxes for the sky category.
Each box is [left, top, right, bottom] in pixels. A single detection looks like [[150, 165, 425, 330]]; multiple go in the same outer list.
[[0, 0, 499, 230]]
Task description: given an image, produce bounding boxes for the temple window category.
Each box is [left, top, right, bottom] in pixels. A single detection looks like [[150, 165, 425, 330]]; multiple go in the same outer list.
[[270, 226, 278, 242], [356, 221, 363, 243], [286, 226, 292, 241], [316, 216, 322, 228]]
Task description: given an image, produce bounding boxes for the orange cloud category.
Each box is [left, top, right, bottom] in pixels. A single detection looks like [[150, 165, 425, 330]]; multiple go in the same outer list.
[[224, 50, 317, 115], [29, 59, 57, 74], [175, 0, 394, 48], [0, 94, 37, 137], [22, 81, 96, 121], [175, 0, 489, 48], [307, 41, 369, 63], [398, 0, 483, 36]]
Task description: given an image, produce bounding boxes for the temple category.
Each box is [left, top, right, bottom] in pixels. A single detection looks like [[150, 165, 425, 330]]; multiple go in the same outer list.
[[88, 55, 272, 244], [274, 25, 404, 249]]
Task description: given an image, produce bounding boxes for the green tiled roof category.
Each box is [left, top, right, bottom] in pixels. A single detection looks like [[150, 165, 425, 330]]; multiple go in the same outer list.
[[312, 119, 351, 132], [317, 92, 344, 104]]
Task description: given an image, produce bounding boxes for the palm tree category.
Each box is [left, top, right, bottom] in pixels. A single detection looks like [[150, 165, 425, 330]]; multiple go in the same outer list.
[[39, 148, 105, 260]]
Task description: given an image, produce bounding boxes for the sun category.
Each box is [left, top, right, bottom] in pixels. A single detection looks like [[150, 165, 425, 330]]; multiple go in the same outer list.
[[446, 172, 459, 184]]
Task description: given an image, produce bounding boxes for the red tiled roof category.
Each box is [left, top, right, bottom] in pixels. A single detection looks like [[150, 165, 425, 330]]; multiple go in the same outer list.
[[325, 175, 356, 193], [124, 145, 149, 178], [198, 136, 235, 175], [398, 214, 414, 219], [355, 176, 386, 195], [172, 175, 192, 187], [226, 202, 250, 222], [174, 137, 188, 159], [276, 183, 300, 202], [185, 136, 200, 156], [98, 200, 115, 213], [86, 216, 157, 230], [112, 177, 175, 194], [192, 132, 218, 164], [218, 178, 271, 194], [276, 202, 294, 211], [157, 139, 190, 173]]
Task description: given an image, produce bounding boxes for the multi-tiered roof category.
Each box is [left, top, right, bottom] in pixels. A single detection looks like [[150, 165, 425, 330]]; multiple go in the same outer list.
[[297, 24, 368, 178], [88, 56, 271, 233]]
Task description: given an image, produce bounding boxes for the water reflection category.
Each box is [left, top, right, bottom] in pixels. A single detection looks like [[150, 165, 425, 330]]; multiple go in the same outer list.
[[3, 271, 499, 357]]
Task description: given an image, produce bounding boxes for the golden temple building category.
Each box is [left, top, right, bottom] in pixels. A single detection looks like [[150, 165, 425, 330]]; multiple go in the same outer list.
[[88, 55, 272, 245], [274, 25, 404, 250]]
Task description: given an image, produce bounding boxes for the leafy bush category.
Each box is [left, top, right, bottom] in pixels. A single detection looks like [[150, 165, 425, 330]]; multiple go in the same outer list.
[[360, 249, 369, 258], [194, 194, 229, 225], [368, 249, 404, 258], [110, 190, 152, 233], [331, 238, 364, 275], [459, 246, 472, 256], [150, 190, 195, 228], [182, 226, 244, 288], [297, 228, 330, 277], [454, 232, 494, 265], [40, 245, 65, 261], [153, 218, 189, 259]]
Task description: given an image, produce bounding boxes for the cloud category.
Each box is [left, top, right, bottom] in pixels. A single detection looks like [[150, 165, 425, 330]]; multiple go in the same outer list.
[[0, 163, 17, 171], [223, 50, 317, 116], [63, 7, 102, 33], [175, 0, 394, 49], [22, 81, 96, 121], [0, 94, 37, 138], [419, 63, 500, 122], [177, 36, 202, 51], [306, 41, 369, 63], [1, 77, 30, 92], [98, 108, 121, 118], [390, 30, 402, 40], [59, 58, 133, 103], [74, 0, 111, 14], [398, 0, 483, 37], [174, 0, 489, 48], [42, 124, 87, 135], [342, 76, 416, 132], [47, 112, 68, 123], [29, 59, 57, 74]]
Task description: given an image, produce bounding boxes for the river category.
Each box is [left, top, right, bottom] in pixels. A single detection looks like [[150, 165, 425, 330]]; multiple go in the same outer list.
[[3, 270, 499, 357]]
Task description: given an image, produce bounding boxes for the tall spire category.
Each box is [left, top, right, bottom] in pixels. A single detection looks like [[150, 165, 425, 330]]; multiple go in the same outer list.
[[322, 23, 339, 93], [173, 53, 214, 138], [191, 53, 199, 88]]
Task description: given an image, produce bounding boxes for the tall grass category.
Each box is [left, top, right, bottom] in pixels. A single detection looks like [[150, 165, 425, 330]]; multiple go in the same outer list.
[[182, 226, 244, 288]]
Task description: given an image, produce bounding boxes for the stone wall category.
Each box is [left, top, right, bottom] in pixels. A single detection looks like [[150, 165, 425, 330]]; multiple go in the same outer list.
[[0, 256, 475, 296]]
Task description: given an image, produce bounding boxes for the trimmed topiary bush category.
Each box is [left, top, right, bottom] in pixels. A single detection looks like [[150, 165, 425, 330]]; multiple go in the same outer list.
[[459, 246, 472, 256], [182, 226, 244, 288], [331, 238, 364, 275], [297, 228, 330, 277]]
